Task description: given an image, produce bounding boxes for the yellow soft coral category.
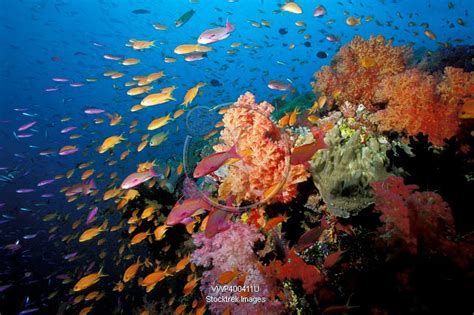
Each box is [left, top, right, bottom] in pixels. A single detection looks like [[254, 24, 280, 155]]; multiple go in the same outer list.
[[214, 92, 309, 204]]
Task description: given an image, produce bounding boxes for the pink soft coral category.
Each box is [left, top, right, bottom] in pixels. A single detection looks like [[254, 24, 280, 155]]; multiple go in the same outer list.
[[312, 35, 411, 111], [370, 176, 455, 255], [191, 222, 284, 314], [373, 67, 471, 146], [213, 92, 309, 204]]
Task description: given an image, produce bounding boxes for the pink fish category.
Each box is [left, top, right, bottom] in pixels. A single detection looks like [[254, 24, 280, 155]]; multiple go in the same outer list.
[[313, 5, 326, 17], [193, 144, 241, 178], [166, 197, 212, 226], [69, 82, 84, 87], [59, 147, 79, 156], [84, 107, 105, 114], [65, 179, 96, 197], [86, 207, 98, 224], [205, 209, 232, 238], [268, 80, 291, 91], [61, 126, 77, 134], [103, 54, 123, 60], [17, 133, 34, 138], [185, 52, 207, 62], [18, 121, 37, 131], [120, 167, 160, 189], [326, 35, 340, 42], [290, 135, 327, 165], [52, 77, 69, 82], [197, 19, 235, 44], [45, 87, 58, 92], [37, 179, 55, 186], [16, 188, 35, 193]]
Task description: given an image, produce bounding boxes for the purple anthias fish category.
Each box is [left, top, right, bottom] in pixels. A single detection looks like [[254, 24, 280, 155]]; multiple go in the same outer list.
[[18, 121, 37, 131], [120, 167, 160, 189], [86, 207, 98, 224], [59, 147, 79, 156], [16, 188, 35, 193], [39, 149, 56, 156], [197, 19, 235, 44], [0, 284, 12, 292], [52, 77, 69, 82], [69, 82, 84, 87], [17, 133, 34, 138], [313, 5, 326, 17], [41, 194, 55, 198], [84, 107, 105, 114], [61, 126, 77, 133], [37, 179, 55, 186], [45, 87, 58, 92], [63, 252, 78, 260]]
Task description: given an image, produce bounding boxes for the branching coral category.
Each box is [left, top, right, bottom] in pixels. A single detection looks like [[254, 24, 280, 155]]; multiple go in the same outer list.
[[373, 67, 472, 146], [213, 92, 310, 204], [310, 121, 393, 218], [312, 35, 411, 110], [370, 176, 456, 255], [191, 222, 284, 314]]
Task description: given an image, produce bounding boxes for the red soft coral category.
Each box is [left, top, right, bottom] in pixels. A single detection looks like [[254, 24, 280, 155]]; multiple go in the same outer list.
[[312, 35, 411, 111], [260, 250, 324, 295], [371, 176, 455, 256], [373, 67, 471, 146]]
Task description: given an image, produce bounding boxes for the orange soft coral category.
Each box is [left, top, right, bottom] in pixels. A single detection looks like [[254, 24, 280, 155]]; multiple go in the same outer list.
[[213, 92, 309, 204], [312, 35, 411, 111], [373, 67, 472, 146]]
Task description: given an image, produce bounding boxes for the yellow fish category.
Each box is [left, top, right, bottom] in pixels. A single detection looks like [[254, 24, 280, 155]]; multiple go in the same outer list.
[[147, 114, 173, 130], [98, 135, 125, 153], [174, 44, 213, 55], [121, 58, 140, 66], [182, 82, 206, 107], [281, 2, 302, 14], [150, 131, 169, 146], [346, 17, 361, 26]]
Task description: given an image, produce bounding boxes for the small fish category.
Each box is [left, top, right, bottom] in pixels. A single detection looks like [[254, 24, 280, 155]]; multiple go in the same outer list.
[[268, 80, 291, 91], [18, 121, 37, 131], [86, 207, 98, 224], [313, 5, 326, 17], [73, 269, 106, 292], [175, 9, 195, 27], [132, 9, 150, 14], [346, 17, 361, 26], [424, 30, 437, 40]]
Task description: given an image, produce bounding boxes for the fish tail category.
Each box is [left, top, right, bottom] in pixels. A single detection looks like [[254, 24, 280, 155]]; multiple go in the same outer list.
[[226, 18, 235, 32], [149, 167, 160, 178], [88, 179, 97, 190], [227, 144, 240, 159]]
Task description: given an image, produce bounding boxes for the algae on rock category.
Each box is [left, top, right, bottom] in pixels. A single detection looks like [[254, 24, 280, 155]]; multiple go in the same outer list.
[[310, 126, 392, 218]]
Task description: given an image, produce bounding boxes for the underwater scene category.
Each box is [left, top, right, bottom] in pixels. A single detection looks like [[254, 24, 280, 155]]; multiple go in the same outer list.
[[1, 0, 473, 314]]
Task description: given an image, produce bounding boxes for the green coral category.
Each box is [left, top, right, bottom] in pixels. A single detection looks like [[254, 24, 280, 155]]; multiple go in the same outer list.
[[310, 125, 393, 218]]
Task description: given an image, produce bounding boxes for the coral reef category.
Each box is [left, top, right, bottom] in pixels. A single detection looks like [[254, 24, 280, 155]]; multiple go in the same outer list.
[[213, 92, 310, 204], [312, 35, 412, 110], [191, 222, 284, 314], [372, 67, 472, 146], [310, 120, 392, 217], [371, 176, 456, 255]]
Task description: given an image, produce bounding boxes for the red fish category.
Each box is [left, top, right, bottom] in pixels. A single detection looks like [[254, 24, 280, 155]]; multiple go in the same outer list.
[[313, 5, 327, 17], [290, 131, 327, 165], [205, 208, 233, 238], [193, 144, 241, 178]]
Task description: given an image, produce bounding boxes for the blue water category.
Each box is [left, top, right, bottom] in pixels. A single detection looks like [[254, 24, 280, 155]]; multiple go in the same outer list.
[[0, 0, 472, 314]]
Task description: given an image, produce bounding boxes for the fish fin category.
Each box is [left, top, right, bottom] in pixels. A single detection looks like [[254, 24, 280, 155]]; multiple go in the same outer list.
[[88, 179, 97, 190], [227, 144, 240, 159], [149, 167, 159, 178]]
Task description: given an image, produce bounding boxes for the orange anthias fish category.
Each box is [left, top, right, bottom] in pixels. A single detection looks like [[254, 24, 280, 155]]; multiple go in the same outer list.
[[181, 82, 206, 107], [73, 268, 106, 292], [123, 258, 142, 282], [281, 2, 302, 14], [193, 144, 241, 178]]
